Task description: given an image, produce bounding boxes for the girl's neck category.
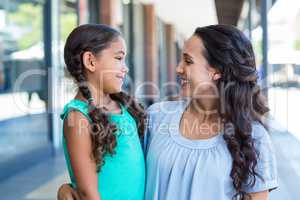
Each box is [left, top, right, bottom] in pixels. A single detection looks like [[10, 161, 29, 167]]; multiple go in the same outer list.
[[75, 91, 113, 108]]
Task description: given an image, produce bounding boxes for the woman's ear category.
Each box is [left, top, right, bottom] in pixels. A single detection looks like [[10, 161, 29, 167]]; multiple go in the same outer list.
[[212, 72, 221, 81], [82, 51, 96, 72], [209, 66, 221, 81]]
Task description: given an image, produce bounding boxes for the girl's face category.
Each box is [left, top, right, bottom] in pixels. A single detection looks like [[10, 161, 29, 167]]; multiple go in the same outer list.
[[176, 35, 220, 98], [85, 36, 128, 94]]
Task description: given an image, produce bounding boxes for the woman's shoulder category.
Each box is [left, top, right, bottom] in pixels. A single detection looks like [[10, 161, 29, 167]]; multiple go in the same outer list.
[[250, 121, 275, 149], [146, 100, 186, 116], [251, 121, 269, 140], [144, 100, 184, 133]]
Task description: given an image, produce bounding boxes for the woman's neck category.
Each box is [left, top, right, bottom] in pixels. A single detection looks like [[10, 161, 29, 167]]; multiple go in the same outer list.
[[187, 98, 220, 122]]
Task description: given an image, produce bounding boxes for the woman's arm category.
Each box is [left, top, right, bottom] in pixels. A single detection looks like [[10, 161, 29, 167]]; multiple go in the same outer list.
[[248, 190, 269, 200], [57, 183, 80, 200], [64, 111, 100, 200]]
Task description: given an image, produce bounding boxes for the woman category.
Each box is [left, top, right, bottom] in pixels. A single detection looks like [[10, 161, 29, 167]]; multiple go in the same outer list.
[[58, 24, 278, 200]]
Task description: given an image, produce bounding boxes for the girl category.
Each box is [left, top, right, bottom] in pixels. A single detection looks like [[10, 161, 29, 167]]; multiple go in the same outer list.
[[59, 24, 146, 200], [59, 25, 278, 200]]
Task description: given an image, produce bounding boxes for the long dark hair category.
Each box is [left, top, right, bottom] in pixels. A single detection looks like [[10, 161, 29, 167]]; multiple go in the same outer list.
[[64, 24, 146, 171], [194, 25, 269, 199]]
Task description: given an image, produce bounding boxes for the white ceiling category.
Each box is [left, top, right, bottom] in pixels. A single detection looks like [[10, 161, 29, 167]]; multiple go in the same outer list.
[[137, 0, 218, 37]]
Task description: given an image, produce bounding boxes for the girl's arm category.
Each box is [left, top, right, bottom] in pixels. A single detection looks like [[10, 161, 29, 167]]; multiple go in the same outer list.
[[64, 111, 101, 200], [249, 190, 269, 200]]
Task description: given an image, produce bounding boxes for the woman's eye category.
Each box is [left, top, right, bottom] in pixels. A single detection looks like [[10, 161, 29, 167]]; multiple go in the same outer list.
[[185, 59, 193, 64], [115, 57, 122, 60]]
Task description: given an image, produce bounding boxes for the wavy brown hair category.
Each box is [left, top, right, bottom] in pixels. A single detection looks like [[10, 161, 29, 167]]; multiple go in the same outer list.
[[64, 24, 146, 172], [194, 25, 269, 199]]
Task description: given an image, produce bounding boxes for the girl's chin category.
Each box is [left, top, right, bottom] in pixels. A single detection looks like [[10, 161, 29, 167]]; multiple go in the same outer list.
[[112, 87, 122, 93], [105, 85, 123, 94]]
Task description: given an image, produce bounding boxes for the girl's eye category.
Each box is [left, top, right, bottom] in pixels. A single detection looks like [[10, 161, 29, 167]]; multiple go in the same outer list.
[[115, 57, 122, 61]]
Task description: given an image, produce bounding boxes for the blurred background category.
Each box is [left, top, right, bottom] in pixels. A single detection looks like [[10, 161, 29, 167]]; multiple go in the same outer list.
[[0, 0, 299, 199]]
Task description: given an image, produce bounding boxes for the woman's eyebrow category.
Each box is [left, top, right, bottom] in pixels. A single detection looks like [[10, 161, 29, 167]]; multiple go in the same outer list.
[[183, 53, 193, 60]]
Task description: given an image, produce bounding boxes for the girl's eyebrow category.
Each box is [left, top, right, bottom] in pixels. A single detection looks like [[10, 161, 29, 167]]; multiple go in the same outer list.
[[115, 50, 126, 55]]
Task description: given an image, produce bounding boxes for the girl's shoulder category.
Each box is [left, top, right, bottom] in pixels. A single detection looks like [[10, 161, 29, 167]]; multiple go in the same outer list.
[[60, 99, 90, 121]]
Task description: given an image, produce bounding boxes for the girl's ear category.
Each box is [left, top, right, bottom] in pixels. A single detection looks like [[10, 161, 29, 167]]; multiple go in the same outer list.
[[82, 51, 96, 72]]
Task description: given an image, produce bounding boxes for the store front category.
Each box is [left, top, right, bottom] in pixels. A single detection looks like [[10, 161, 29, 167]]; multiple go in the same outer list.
[[0, 0, 84, 181]]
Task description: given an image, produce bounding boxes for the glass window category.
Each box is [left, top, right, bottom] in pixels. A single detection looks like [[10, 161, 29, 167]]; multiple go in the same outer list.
[[0, 0, 45, 113], [59, 0, 80, 104], [0, 0, 47, 161]]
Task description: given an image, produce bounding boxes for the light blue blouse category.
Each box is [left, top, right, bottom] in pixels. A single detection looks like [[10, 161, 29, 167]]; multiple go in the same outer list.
[[144, 100, 278, 200]]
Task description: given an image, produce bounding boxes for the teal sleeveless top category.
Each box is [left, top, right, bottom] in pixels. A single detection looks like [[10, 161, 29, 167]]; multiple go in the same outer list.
[[60, 99, 145, 200]]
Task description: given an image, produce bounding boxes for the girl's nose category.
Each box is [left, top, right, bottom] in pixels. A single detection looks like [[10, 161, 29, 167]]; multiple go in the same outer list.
[[122, 65, 129, 74]]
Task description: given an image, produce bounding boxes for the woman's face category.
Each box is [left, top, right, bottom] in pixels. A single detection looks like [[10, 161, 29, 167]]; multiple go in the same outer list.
[[85, 36, 128, 94], [176, 35, 220, 99]]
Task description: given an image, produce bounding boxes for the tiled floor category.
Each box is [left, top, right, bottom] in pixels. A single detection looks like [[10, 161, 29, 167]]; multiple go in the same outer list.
[[0, 151, 68, 200], [0, 113, 49, 162], [25, 172, 69, 200]]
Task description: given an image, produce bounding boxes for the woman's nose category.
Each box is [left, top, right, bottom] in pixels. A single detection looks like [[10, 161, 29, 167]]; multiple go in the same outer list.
[[176, 63, 183, 74]]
